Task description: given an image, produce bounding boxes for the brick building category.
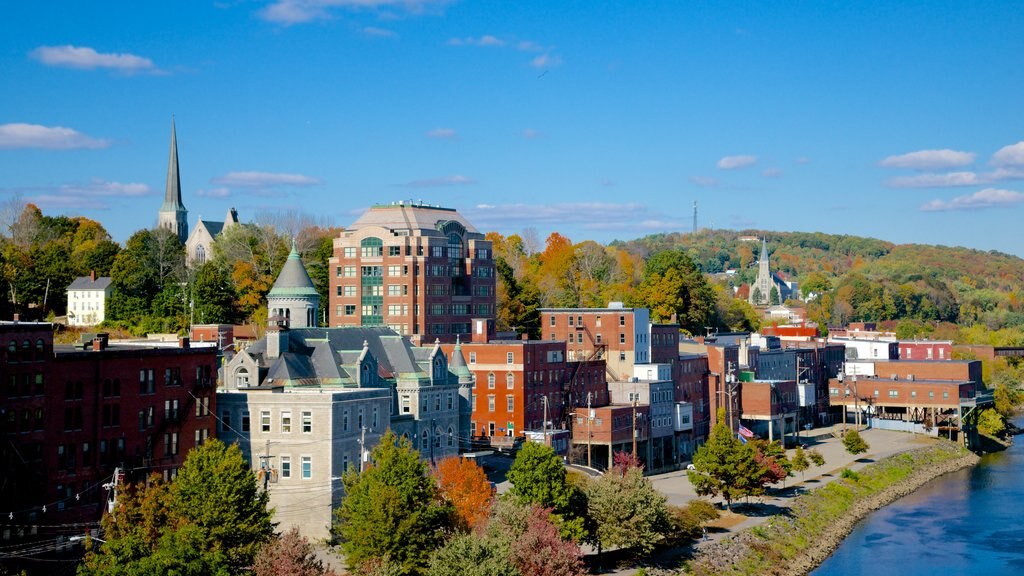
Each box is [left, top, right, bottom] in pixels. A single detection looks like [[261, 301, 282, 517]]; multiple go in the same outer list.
[[329, 202, 495, 345], [1, 322, 217, 531], [898, 340, 953, 361], [441, 338, 607, 443]]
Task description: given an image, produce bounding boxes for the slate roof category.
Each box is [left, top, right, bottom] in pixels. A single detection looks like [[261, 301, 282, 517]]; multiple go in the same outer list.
[[348, 203, 481, 235], [197, 219, 225, 238], [243, 327, 430, 387], [68, 276, 112, 291], [268, 247, 319, 297]]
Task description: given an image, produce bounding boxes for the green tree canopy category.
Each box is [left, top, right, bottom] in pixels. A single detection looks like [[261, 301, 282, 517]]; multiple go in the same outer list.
[[506, 441, 587, 540], [585, 465, 670, 555], [333, 430, 450, 576], [842, 429, 870, 455]]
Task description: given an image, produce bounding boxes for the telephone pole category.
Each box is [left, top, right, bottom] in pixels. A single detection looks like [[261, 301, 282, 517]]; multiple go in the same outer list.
[[631, 396, 639, 457], [358, 426, 367, 473], [542, 396, 549, 446], [586, 392, 593, 468]]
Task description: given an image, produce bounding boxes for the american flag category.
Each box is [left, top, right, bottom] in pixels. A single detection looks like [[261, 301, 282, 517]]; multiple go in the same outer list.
[[738, 425, 755, 439]]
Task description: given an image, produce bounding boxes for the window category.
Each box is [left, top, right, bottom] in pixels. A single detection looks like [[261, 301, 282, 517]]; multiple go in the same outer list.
[[488, 373, 495, 389], [281, 456, 291, 479], [301, 456, 312, 479], [421, 431, 429, 451], [469, 352, 476, 364], [221, 410, 232, 432], [619, 352, 626, 361], [619, 315, 625, 326], [343, 285, 357, 297], [361, 238, 383, 257], [345, 305, 356, 315], [139, 369, 155, 395], [550, 316, 556, 327], [568, 316, 574, 326], [888, 390, 898, 398], [301, 411, 312, 433], [236, 368, 250, 388], [507, 352, 514, 364], [343, 266, 357, 277], [401, 395, 411, 413], [506, 373, 514, 389], [361, 266, 383, 277], [388, 245, 402, 256], [943, 391, 949, 399], [488, 395, 495, 412], [387, 265, 403, 276], [447, 426, 455, 447], [164, 432, 178, 456], [506, 395, 514, 412], [596, 316, 602, 327], [281, 411, 292, 433], [447, 393, 453, 410], [373, 406, 379, 428], [343, 410, 350, 432], [620, 333, 626, 344]]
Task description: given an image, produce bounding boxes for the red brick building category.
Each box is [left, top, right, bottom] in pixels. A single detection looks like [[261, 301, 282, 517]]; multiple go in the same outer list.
[[1, 322, 217, 531], [329, 202, 495, 345], [898, 340, 953, 361], [441, 338, 606, 442], [872, 359, 982, 385]]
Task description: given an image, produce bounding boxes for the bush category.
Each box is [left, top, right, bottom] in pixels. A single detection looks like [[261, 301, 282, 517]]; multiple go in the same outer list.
[[839, 468, 860, 481]]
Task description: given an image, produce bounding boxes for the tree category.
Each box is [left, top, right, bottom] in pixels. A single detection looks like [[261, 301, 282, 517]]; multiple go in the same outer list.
[[428, 532, 517, 576], [333, 431, 450, 576], [791, 446, 810, 478], [585, 465, 670, 555], [667, 499, 719, 540], [631, 250, 716, 334], [508, 505, 587, 576], [190, 262, 240, 324], [254, 527, 338, 576], [506, 441, 587, 540], [842, 429, 870, 455], [808, 449, 826, 467], [168, 439, 274, 573], [433, 457, 494, 532], [80, 440, 273, 576], [687, 409, 764, 509], [769, 286, 780, 306], [977, 408, 1006, 438]]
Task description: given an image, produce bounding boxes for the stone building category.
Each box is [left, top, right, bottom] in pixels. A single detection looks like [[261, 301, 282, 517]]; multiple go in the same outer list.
[[157, 119, 188, 244]]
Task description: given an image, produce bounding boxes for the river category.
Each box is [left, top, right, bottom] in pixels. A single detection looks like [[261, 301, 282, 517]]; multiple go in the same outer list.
[[812, 428, 1024, 575]]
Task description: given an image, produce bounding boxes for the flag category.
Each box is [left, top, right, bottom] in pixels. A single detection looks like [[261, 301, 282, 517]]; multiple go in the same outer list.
[[738, 434, 747, 444], [738, 425, 755, 439]]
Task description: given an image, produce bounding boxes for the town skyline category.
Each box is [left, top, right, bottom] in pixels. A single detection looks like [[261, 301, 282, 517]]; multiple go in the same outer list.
[[2, 2, 1023, 255]]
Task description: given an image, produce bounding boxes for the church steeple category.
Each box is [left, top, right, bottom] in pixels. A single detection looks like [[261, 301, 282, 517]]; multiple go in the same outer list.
[[759, 237, 770, 273], [158, 118, 188, 244]]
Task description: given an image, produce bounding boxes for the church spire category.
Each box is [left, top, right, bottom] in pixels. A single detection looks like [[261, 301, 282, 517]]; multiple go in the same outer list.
[[158, 117, 188, 243], [165, 118, 183, 210]]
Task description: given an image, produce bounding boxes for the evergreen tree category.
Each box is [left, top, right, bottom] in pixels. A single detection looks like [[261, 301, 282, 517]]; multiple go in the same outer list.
[[687, 409, 763, 509], [842, 429, 870, 455]]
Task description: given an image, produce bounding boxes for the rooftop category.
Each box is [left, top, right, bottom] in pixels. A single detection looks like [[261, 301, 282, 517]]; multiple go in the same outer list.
[[68, 276, 112, 291]]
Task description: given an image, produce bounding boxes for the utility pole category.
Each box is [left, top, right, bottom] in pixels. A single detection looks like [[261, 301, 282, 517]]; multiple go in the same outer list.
[[358, 426, 367, 473], [258, 439, 273, 491], [726, 361, 737, 434], [586, 392, 593, 468], [632, 396, 639, 457], [542, 396, 548, 440]]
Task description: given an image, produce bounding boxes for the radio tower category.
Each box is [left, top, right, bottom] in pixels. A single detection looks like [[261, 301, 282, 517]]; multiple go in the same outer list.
[[692, 201, 698, 234]]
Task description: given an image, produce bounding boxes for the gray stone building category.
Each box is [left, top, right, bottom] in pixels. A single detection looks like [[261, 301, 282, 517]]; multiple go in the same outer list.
[[266, 243, 320, 329], [748, 238, 798, 306], [185, 207, 238, 266], [157, 119, 188, 244]]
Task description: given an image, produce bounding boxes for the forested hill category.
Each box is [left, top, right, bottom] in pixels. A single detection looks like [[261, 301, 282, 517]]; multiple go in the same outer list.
[[613, 229, 1024, 329]]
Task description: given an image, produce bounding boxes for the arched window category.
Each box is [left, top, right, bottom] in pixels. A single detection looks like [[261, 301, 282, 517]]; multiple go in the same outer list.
[[487, 372, 495, 389], [447, 233, 463, 259], [195, 245, 206, 264], [236, 368, 250, 388], [506, 372, 514, 389], [360, 237, 383, 258], [434, 427, 442, 448], [447, 426, 454, 447], [421, 430, 429, 451], [35, 338, 44, 352]]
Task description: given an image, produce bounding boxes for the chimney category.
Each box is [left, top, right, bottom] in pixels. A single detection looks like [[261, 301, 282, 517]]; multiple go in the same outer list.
[[12, 313, 18, 323], [90, 270, 96, 282], [178, 336, 190, 349]]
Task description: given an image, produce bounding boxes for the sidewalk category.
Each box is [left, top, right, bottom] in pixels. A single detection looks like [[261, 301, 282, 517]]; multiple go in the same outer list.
[[606, 428, 937, 574]]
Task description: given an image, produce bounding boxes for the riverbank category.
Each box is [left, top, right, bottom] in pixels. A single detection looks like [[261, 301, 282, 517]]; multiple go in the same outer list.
[[685, 441, 979, 576]]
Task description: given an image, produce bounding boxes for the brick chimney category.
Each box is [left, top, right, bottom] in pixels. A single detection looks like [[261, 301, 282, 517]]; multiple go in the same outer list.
[[90, 270, 96, 282]]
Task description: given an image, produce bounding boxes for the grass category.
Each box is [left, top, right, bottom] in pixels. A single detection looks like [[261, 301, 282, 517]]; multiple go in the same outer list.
[[685, 441, 971, 576]]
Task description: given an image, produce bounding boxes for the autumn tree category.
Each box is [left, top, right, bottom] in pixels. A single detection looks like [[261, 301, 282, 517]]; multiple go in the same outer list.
[[333, 430, 450, 576], [254, 527, 338, 576], [433, 456, 494, 532], [791, 446, 810, 478], [808, 449, 826, 467], [631, 250, 716, 334], [509, 505, 587, 576]]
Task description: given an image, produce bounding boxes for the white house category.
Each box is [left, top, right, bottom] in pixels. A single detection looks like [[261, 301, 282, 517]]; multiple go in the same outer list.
[[66, 273, 112, 326]]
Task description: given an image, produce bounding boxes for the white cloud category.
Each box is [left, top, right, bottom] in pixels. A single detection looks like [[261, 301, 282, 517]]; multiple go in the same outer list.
[[884, 171, 983, 188], [196, 187, 232, 198], [15, 179, 152, 210], [447, 35, 505, 47], [402, 175, 476, 187], [521, 128, 541, 139], [879, 148, 975, 171], [762, 167, 783, 178], [31, 45, 157, 73], [920, 188, 1024, 212], [260, 0, 449, 25], [212, 171, 321, 187], [530, 53, 562, 69], [466, 202, 683, 231], [517, 40, 543, 52], [796, 156, 810, 164], [363, 26, 398, 38], [717, 155, 757, 170], [689, 176, 719, 187], [0, 123, 110, 149], [426, 128, 457, 140], [992, 141, 1024, 167]]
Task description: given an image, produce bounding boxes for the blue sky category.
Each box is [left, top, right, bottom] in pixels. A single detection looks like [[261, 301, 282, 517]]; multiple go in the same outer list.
[[2, 1, 1023, 255]]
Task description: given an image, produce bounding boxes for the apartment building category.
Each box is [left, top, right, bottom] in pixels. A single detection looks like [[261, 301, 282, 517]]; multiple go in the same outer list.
[[329, 202, 495, 345]]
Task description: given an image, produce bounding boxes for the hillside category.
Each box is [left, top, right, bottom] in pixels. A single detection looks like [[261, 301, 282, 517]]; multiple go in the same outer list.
[[614, 229, 1024, 329]]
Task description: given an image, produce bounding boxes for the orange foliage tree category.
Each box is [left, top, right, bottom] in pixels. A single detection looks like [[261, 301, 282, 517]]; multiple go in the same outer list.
[[433, 456, 494, 532]]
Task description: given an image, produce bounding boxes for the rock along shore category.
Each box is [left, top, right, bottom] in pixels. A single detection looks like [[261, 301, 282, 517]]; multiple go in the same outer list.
[[686, 445, 980, 576], [779, 450, 979, 576]]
